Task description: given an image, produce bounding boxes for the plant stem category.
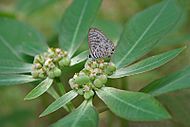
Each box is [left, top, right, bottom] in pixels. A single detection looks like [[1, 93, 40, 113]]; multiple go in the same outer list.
[[55, 78, 75, 112], [120, 77, 128, 127]]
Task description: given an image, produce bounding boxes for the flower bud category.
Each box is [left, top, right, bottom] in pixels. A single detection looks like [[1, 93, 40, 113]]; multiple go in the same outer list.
[[74, 75, 90, 85], [70, 83, 79, 89], [77, 88, 84, 95], [69, 78, 75, 86], [107, 63, 116, 72], [34, 55, 44, 64], [38, 72, 46, 79], [97, 75, 107, 84], [58, 57, 71, 67], [47, 70, 55, 79], [84, 90, 94, 100], [31, 70, 39, 78], [94, 78, 104, 88], [53, 67, 62, 77]]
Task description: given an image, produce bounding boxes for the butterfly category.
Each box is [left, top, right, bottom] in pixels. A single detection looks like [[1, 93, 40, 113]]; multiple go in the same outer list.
[[88, 28, 115, 59]]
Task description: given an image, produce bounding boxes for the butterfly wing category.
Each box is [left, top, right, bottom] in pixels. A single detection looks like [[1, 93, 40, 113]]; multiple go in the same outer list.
[[88, 28, 115, 59]]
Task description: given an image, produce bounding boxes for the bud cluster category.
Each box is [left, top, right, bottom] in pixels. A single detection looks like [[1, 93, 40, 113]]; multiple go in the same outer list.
[[69, 59, 116, 100], [31, 48, 70, 79]]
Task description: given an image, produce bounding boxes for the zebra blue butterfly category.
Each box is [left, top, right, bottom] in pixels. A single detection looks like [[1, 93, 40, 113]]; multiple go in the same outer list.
[[88, 28, 115, 59]]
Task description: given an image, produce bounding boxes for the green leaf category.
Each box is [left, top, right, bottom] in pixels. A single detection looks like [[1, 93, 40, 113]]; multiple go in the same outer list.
[[0, 18, 48, 57], [16, 0, 60, 15], [92, 19, 122, 42], [109, 47, 185, 78], [0, 75, 38, 86], [51, 100, 99, 127], [96, 87, 171, 121], [0, 60, 32, 74], [140, 66, 190, 96], [112, 0, 183, 69], [70, 50, 88, 66], [24, 77, 53, 100], [59, 0, 102, 58], [40, 90, 78, 117]]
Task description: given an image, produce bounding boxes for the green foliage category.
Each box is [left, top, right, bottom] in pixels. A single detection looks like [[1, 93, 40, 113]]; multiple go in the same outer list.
[[0, 60, 32, 74], [0, 18, 48, 57], [40, 90, 78, 117], [16, 0, 60, 15], [0, 0, 189, 126], [96, 87, 171, 121], [70, 50, 89, 66], [141, 66, 190, 96], [112, 0, 183, 69], [51, 100, 99, 127], [109, 47, 185, 78], [24, 77, 53, 100], [0, 75, 38, 86], [59, 0, 102, 58]]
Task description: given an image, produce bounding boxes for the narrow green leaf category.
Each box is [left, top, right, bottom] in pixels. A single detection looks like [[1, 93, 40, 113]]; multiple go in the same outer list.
[[109, 47, 185, 78], [140, 66, 190, 96], [59, 0, 102, 58], [0, 18, 48, 57], [70, 50, 88, 66], [51, 100, 99, 127], [16, 0, 60, 15], [0, 75, 38, 86], [0, 60, 32, 74], [40, 90, 78, 117], [96, 87, 171, 121], [112, 0, 183, 68], [24, 77, 53, 100]]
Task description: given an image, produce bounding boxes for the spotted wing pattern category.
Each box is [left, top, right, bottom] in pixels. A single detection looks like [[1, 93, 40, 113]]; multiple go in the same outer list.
[[88, 28, 115, 59]]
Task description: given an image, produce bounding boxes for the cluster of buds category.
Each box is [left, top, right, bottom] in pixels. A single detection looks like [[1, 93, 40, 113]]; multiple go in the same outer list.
[[31, 48, 70, 79], [69, 59, 116, 100]]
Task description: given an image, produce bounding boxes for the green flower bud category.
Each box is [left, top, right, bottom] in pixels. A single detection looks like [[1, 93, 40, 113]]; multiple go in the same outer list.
[[107, 63, 116, 72], [104, 67, 114, 76], [31, 70, 39, 78], [69, 78, 75, 86], [34, 55, 44, 64], [38, 72, 46, 78], [74, 75, 90, 85], [84, 90, 94, 100], [77, 88, 84, 95], [53, 67, 62, 77], [83, 85, 90, 92], [47, 70, 55, 79], [97, 75, 107, 84], [89, 73, 95, 81], [58, 57, 71, 67], [70, 83, 79, 89], [91, 62, 98, 69], [94, 79, 104, 88]]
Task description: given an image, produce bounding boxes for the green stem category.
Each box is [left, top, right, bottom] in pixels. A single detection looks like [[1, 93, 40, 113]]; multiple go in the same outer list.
[[55, 78, 75, 112], [120, 77, 128, 127]]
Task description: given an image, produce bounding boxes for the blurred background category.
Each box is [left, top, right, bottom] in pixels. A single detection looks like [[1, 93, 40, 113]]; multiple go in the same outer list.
[[0, 0, 190, 127]]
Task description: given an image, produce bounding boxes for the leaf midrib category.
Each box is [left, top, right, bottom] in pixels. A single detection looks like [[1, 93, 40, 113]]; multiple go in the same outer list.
[[68, 0, 89, 58], [0, 35, 23, 60], [42, 90, 77, 116], [116, 0, 170, 68], [115, 50, 179, 76], [151, 72, 190, 96], [101, 88, 164, 118], [71, 102, 88, 127]]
